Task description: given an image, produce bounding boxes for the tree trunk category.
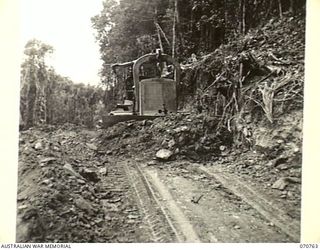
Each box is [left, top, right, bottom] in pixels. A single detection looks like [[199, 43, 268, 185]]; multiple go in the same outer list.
[[278, 0, 283, 19], [267, 0, 275, 18], [26, 83, 37, 128], [242, 0, 246, 34], [172, 0, 178, 58], [238, 0, 246, 34], [289, 0, 294, 13]]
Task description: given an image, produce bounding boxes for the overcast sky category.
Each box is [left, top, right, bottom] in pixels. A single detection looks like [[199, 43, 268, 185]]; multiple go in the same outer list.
[[20, 0, 105, 85]]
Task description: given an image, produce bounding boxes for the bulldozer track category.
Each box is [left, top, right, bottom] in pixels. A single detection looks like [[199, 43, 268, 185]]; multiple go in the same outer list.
[[120, 160, 201, 242], [121, 160, 179, 242], [99, 159, 179, 242]]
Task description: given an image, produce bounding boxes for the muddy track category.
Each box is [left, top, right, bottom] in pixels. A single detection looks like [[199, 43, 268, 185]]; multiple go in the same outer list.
[[132, 162, 201, 242], [121, 160, 179, 242], [102, 159, 201, 242], [138, 161, 297, 242], [198, 165, 300, 241], [99, 158, 299, 242]]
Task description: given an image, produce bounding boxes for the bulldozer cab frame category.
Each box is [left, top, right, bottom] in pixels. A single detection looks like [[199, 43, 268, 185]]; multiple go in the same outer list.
[[133, 50, 181, 116], [111, 50, 181, 116], [104, 51, 181, 127]]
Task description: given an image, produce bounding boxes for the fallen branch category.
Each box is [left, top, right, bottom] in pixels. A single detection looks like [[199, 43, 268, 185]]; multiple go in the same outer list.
[[201, 71, 226, 95]]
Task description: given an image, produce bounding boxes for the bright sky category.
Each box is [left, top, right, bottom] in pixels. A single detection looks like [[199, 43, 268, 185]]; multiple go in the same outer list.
[[20, 0, 105, 85]]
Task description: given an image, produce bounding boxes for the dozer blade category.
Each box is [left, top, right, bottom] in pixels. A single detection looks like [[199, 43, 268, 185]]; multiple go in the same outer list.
[[102, 115, 159, 128]]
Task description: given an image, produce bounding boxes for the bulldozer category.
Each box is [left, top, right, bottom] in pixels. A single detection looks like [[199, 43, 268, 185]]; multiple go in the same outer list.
[[102, 49, 181, 127]]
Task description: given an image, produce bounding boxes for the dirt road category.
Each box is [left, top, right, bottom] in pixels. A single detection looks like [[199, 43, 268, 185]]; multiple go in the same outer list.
[[110, 158, 300, 242], [16, 127, 300, 242]]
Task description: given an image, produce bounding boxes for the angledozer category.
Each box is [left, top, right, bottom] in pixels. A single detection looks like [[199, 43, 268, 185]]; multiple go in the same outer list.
[[102, 50, 181, 128]]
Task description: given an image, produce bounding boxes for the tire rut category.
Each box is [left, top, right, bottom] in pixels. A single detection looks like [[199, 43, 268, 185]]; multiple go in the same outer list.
[[198, 165, 300, 241], [120, 160, 179, 242]]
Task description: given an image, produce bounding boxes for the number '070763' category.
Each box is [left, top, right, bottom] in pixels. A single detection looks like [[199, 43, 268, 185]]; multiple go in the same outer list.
[[300, 244, 319, 248]]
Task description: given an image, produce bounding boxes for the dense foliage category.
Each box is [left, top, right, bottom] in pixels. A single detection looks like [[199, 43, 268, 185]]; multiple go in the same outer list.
[[20, 39, 105, 129], [91, 0, 305, 84]]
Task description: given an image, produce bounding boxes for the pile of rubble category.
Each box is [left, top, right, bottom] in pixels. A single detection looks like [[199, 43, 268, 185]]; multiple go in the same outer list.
[[16, 125, 144, 242], [99, 113, 233, 162]]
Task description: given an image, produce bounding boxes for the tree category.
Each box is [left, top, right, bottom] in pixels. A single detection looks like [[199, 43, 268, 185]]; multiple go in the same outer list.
[[20, 39, 53, 128], [20, 39, 105, 129]]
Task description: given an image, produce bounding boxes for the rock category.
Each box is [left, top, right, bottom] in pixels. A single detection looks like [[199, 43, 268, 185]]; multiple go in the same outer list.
[[244, 114, 252, 124], [286, 176, 301, 184], [18, 204, 28, 210], [141, 120, 147, 126], [254, 129, 278, 155], [266, 161, 274, 168], [141, 120, 152, 126], [287, 191, 294, 198], [234, 225, 241, 229], [174, 126, 189, 133], [62, 163, 83, 179], [104, 215, 112, 221], [272, 177, 289, 190], [273, 157, 288, 168], [278, 164, 289, 170], [34, 141, 43, 150], [161, 139, 168, 147], [147, 160, 157, 166], [293, 147, 300, 153], [77, 179, 86, 185], [99, 167, 107, 175], [156, 149, 174, 161], [39, 157, 56, 167], [127, 214, 139, 219], [40, 157, 56, 163], [244, 159, 255, 166], [168, 139, 176, 148], [280, 194, 287, 199], [254, 165, 262, 170], [94, 218, 104, 226], [178, 135, 186, 144], [41, 179, 51, 185], [122, 133, 130, 138], [276, 139, 284, 144], [108, 197, 122, 203], [80, 168, 100, 183], [86, 143, 98, 151], [75, 196, 94, 214]]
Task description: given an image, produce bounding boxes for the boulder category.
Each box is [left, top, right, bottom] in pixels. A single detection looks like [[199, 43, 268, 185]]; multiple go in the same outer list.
[[80, 168, 100, 183], [272, 177, 289, 190], [156, 149, 173, 161]]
